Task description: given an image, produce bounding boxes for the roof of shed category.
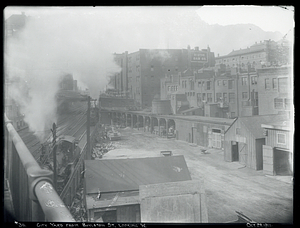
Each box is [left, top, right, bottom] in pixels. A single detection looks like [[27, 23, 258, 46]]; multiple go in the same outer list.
[[84, 155, 192, 194], [239, 115, 288, 138]]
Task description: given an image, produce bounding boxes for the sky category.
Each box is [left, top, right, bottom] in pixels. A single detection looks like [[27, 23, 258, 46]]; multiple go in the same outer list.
[[196, 5, 294, 36]]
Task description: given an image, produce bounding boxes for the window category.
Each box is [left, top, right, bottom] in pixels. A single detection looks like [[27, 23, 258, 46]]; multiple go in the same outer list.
[[285, 98, 291, 109], [251, 76, 258, 85], [202, 93, 206, 101], [223, 93, 228, 103], [216, 93, 222, 102], [242, 77, 248, 86], [217, 80, 221, 86], [278, 77, 288, 93], [228, 80, 234, 89], [229, 93, 235, 103], [207, 81, 211, 90], [265, 78, 271, 89], [198, 81, 201, 87], [207, 93, 212, 102], [277, 133, 286, 145], [168, 86, 170, 91], [273, 78, 278, 89], [274, 98, 284, 109], [223, 80, 227, 86], [236, 128, 241, 135], [242, 92, 248, 100], [190, 80, 194, 90], [193, 92, 195, 96]]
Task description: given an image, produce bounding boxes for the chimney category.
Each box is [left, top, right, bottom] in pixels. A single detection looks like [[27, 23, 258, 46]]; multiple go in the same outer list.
[[195, 47, 199, 51], [218, 53, 219, 57], [187, 45, 191, 50]]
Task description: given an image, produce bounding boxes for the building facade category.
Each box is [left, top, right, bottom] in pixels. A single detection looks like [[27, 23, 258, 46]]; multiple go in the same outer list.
[[112, 46, 215, 109], [261, 120, 293, 175], [257, 66, 292, 117], [215, 40, 287, 71]]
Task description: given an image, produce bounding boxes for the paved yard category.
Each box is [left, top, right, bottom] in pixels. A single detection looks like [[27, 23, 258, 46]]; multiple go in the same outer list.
[[102, 127, 293, 223]]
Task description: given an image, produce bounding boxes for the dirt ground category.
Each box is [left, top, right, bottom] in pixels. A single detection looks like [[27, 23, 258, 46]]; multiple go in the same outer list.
[[101, 127, 293, 223]]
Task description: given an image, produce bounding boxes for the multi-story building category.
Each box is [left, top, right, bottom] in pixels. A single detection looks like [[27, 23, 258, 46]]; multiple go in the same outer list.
[[215, 39, 289, 71], [112, 46, 215, 109], [112, 51, 129, 97], [257, 66, 292, 117], [160, 64, 263, 118]]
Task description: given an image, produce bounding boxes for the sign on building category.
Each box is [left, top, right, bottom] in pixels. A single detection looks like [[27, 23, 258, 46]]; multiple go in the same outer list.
[[191, 51, 208, 63]]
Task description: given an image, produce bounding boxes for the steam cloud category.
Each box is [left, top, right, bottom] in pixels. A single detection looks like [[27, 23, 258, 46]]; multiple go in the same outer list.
[[5, 9, 121, 140]]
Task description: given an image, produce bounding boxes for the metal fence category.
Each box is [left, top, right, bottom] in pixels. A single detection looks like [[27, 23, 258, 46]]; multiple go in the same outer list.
[[4, 114, 75, 222]]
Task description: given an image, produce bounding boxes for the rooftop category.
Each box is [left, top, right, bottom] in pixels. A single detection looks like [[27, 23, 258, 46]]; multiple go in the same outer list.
[[84, 155, 191, 194]]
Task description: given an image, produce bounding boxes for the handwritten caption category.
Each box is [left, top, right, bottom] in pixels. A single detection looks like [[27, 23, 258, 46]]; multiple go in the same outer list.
[[14, 222, 147, 228]]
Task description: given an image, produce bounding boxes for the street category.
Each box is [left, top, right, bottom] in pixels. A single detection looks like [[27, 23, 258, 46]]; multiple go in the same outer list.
[[101, 127, 293, 223]]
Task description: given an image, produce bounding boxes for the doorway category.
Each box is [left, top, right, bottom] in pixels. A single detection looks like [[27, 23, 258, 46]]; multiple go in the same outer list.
[[274, 148, 292, 175], [231, 141, 239, 161]]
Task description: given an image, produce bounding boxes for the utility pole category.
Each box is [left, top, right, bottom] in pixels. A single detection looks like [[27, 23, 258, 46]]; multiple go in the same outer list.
[[51, 122, 57, 189], [86, 96, 91, 160]]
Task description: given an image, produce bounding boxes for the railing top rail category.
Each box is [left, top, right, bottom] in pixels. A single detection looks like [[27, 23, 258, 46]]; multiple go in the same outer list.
[[5, 113, 75, 222]]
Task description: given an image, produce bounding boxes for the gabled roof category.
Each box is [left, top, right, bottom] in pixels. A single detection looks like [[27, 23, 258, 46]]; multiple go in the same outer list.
[[85, 155, 191, 194], [239, 115, 288, 138]]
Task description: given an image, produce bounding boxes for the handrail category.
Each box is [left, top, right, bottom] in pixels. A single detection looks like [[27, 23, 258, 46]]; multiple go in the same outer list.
[[4, 114, 75, 222], [35, 181, 75, 222]]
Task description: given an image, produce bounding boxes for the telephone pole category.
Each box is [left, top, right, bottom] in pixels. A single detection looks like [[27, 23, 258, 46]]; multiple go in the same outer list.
[[86, 96, 91, 160], [51, 122, 57, 189]]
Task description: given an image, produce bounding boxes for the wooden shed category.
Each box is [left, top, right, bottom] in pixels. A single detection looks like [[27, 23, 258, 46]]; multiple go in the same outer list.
[[84, 155, 192, 222], [174, 115, 234, 149], [139, 180, 208, 223], [261, 120, 293, 175], [224, 115, 287, 170]]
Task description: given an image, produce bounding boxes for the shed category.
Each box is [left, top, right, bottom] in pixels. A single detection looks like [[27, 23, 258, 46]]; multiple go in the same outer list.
[[139, 180, 208, 223], [171, 115, 234, 149], [261, 120, 293, 175], [84, 155, 192, 222], [224, 115, 288, 170]]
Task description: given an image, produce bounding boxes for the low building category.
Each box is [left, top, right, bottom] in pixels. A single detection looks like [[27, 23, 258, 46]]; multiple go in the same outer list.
[[224, 115, 288, 170], [173, 115, 235, 149], [84, 155, 192, 222], [261, 120, 293, 176]]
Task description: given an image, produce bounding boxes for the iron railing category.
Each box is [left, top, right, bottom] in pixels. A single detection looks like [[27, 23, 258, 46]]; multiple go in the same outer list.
[[4, 114, 75, 222]]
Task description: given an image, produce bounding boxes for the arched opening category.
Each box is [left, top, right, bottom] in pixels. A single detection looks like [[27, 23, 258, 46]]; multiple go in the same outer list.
[[132, 114, 138, 128], [126, 114, 131, 127], [159, 118, 167, 136], [138, 115, 144, 127], [152, 117, 159, 134], [144, 116, 151, 132], [167, 119, 176, 138]]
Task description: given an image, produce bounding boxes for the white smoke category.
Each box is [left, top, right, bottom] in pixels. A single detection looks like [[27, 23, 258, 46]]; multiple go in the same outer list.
[[5, 9, 121, 140]]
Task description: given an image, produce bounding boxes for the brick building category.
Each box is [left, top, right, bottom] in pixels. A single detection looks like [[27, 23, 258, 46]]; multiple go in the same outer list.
[[112, 46, 215, 109], [256, 66, 292, 117], [215, 40, 277, 70], [113, 51, 129, 97]]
